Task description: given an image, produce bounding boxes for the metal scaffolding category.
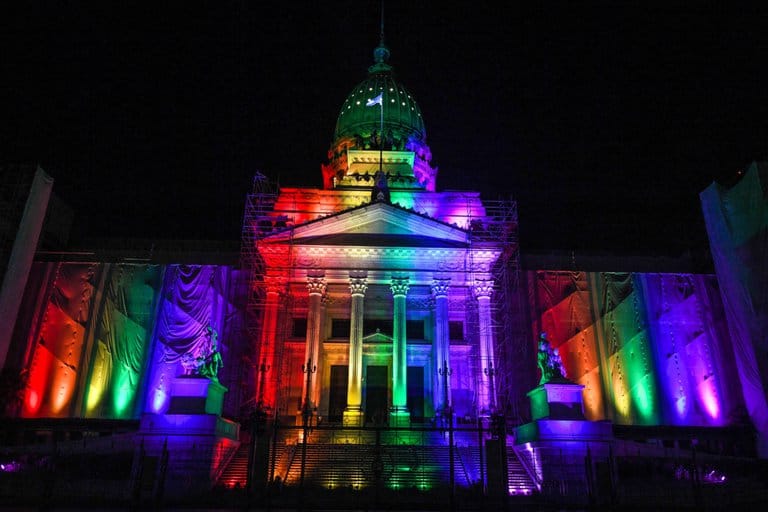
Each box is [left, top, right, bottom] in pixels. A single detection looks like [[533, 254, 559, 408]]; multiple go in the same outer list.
[[463, 197, 529, 425], [241, 174, 526, 424]]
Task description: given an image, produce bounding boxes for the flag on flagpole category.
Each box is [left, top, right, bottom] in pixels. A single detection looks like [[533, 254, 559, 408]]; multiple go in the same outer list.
[[366, 93, 383, 107]]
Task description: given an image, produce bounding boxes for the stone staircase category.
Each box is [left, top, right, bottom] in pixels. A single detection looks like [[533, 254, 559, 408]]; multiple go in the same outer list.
[[228, 426, 536, 496], [507, 445, 538, 496], [217, 442, 250, 489], [269, 427, 485, 491]]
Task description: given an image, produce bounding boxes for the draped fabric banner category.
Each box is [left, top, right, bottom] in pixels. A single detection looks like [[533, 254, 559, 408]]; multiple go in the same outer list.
[[590, 272, 659, 425], [21, 263, 97, 417], [84, 264, 162, 418], [701, 161, 768, 455], [638, 273, 739, 426], [144, 265, 234, 414], [13, 262, 243, 420], [528, 269, 740, 426], [529, 271, 605, 420]]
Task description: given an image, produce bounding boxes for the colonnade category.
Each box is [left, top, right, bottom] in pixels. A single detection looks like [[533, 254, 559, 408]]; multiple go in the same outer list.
[[257, 270, 498, 425]]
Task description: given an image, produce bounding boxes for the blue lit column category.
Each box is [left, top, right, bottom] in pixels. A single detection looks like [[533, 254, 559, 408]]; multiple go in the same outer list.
[[474, 277, 496, 416], [432, 278, 451, 417]]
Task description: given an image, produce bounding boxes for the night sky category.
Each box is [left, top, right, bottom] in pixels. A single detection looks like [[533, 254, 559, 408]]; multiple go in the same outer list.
[[3, 2, 767, 255]]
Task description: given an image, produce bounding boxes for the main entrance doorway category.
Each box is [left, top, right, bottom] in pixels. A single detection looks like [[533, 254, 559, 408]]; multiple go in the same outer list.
[[365, 365, 388, 424], [407, 366, 424, 422], [328, 365, 348, 423]]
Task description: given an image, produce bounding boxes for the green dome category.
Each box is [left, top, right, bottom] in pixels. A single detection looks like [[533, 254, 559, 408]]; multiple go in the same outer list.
[[322, 41, 438, 192], [333, 45, 426, 144]]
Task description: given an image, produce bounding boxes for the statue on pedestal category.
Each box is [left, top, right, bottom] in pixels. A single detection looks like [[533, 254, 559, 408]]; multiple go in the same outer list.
[[537, 332, 566, 385], [179, 326, 223, 381], [199, 327, 223, 381]]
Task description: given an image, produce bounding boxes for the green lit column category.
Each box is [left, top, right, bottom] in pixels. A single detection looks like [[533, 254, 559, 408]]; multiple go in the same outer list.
[[343, 271, 367, 426], [301, 272, 326, 416], [390, 276, 410, 427], [432, 278, 451, 417], [474, 277, 496, 416]]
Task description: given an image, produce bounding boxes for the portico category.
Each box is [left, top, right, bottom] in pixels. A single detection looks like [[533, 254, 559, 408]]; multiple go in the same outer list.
[[256, 200, 502, 425]]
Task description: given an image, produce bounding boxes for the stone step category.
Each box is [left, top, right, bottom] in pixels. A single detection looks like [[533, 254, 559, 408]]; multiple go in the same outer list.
[[506, 447, 537, 496], [217, 443, 250, 489]]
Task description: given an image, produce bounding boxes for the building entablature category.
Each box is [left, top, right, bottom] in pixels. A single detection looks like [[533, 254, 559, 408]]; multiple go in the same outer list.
[[257, 247, 501, 287]]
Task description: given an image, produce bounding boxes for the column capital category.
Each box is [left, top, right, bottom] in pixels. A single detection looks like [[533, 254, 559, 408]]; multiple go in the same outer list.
[[390, 276, 410, 297], [307, 276, 326, 296], [349, 271, 368, 296], [263, 274, 285, 295], [473, 278, 494, 299], [431, 277, 451, 299]]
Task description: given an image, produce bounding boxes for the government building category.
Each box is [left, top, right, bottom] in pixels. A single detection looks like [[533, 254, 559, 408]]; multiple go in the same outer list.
[[1, 32, 767, 510]]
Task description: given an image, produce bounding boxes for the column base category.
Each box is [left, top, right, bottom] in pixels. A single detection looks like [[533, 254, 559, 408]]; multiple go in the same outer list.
[[389, 408, 410, 428], [343, 409, 364, 427]]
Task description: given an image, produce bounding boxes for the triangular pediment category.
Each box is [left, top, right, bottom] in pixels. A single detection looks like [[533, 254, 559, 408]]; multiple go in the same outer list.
[[362, 331, 393, 343], [267, 201, 468, 246]]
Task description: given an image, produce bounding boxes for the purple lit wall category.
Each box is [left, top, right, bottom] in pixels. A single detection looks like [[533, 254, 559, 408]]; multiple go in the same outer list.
[[143, 265, 243, 415]]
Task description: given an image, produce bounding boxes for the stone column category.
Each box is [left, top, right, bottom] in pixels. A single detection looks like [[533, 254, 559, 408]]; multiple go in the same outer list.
[[256, 275, 283, 410], [319, 293, 330, 416], [474, 277, 496, 415], [432, 278, 451, 417], [301, 272, 326, 414], [390, 276, 410, 426], [343, 271, 367, 426]]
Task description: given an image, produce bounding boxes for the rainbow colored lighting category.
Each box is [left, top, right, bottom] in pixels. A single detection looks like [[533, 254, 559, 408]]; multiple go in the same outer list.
[[529, 270, 734, 427]]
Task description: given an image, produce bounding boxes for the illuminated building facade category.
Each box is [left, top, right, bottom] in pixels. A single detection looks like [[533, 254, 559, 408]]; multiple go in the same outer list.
[[242, 36, 521, 427], [1, 35, 767, 508]]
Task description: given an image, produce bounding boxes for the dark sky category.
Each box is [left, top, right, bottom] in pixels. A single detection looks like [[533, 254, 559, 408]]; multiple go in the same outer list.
[[3, 2, 767, 255]]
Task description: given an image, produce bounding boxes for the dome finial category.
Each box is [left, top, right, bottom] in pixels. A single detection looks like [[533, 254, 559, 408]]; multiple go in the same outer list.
[[379, 0, 385, 48], [371, 0, 390, 71]]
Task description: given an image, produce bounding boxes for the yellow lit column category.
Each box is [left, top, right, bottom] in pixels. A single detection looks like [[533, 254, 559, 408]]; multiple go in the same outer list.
[[474, 277, 496, 416], [343, 271, 367, 426], [432, 278, 451, 417], [301, 272, 326, 415], [390, 276, 410, 427]]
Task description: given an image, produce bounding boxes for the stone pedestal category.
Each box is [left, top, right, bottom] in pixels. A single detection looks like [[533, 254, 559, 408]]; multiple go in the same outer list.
[[528, 380, 587, 421], [168, 375, 227, 415], [389, 407, 411, 428], [342, 409, 364, 427], [515, 379, 614, 506], [135, 376, 240, 501]]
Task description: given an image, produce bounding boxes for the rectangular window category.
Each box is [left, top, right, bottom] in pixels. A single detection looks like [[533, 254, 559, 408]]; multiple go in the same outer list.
[[331, 319, 351, 338], [292, 318, 307, 338], [364, 318, 392, 336], [406, 320, 424, 340], [449, 321, 464, 341]]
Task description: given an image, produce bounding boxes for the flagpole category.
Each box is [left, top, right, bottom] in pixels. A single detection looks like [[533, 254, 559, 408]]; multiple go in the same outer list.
[[380, 0, 385, 175]]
